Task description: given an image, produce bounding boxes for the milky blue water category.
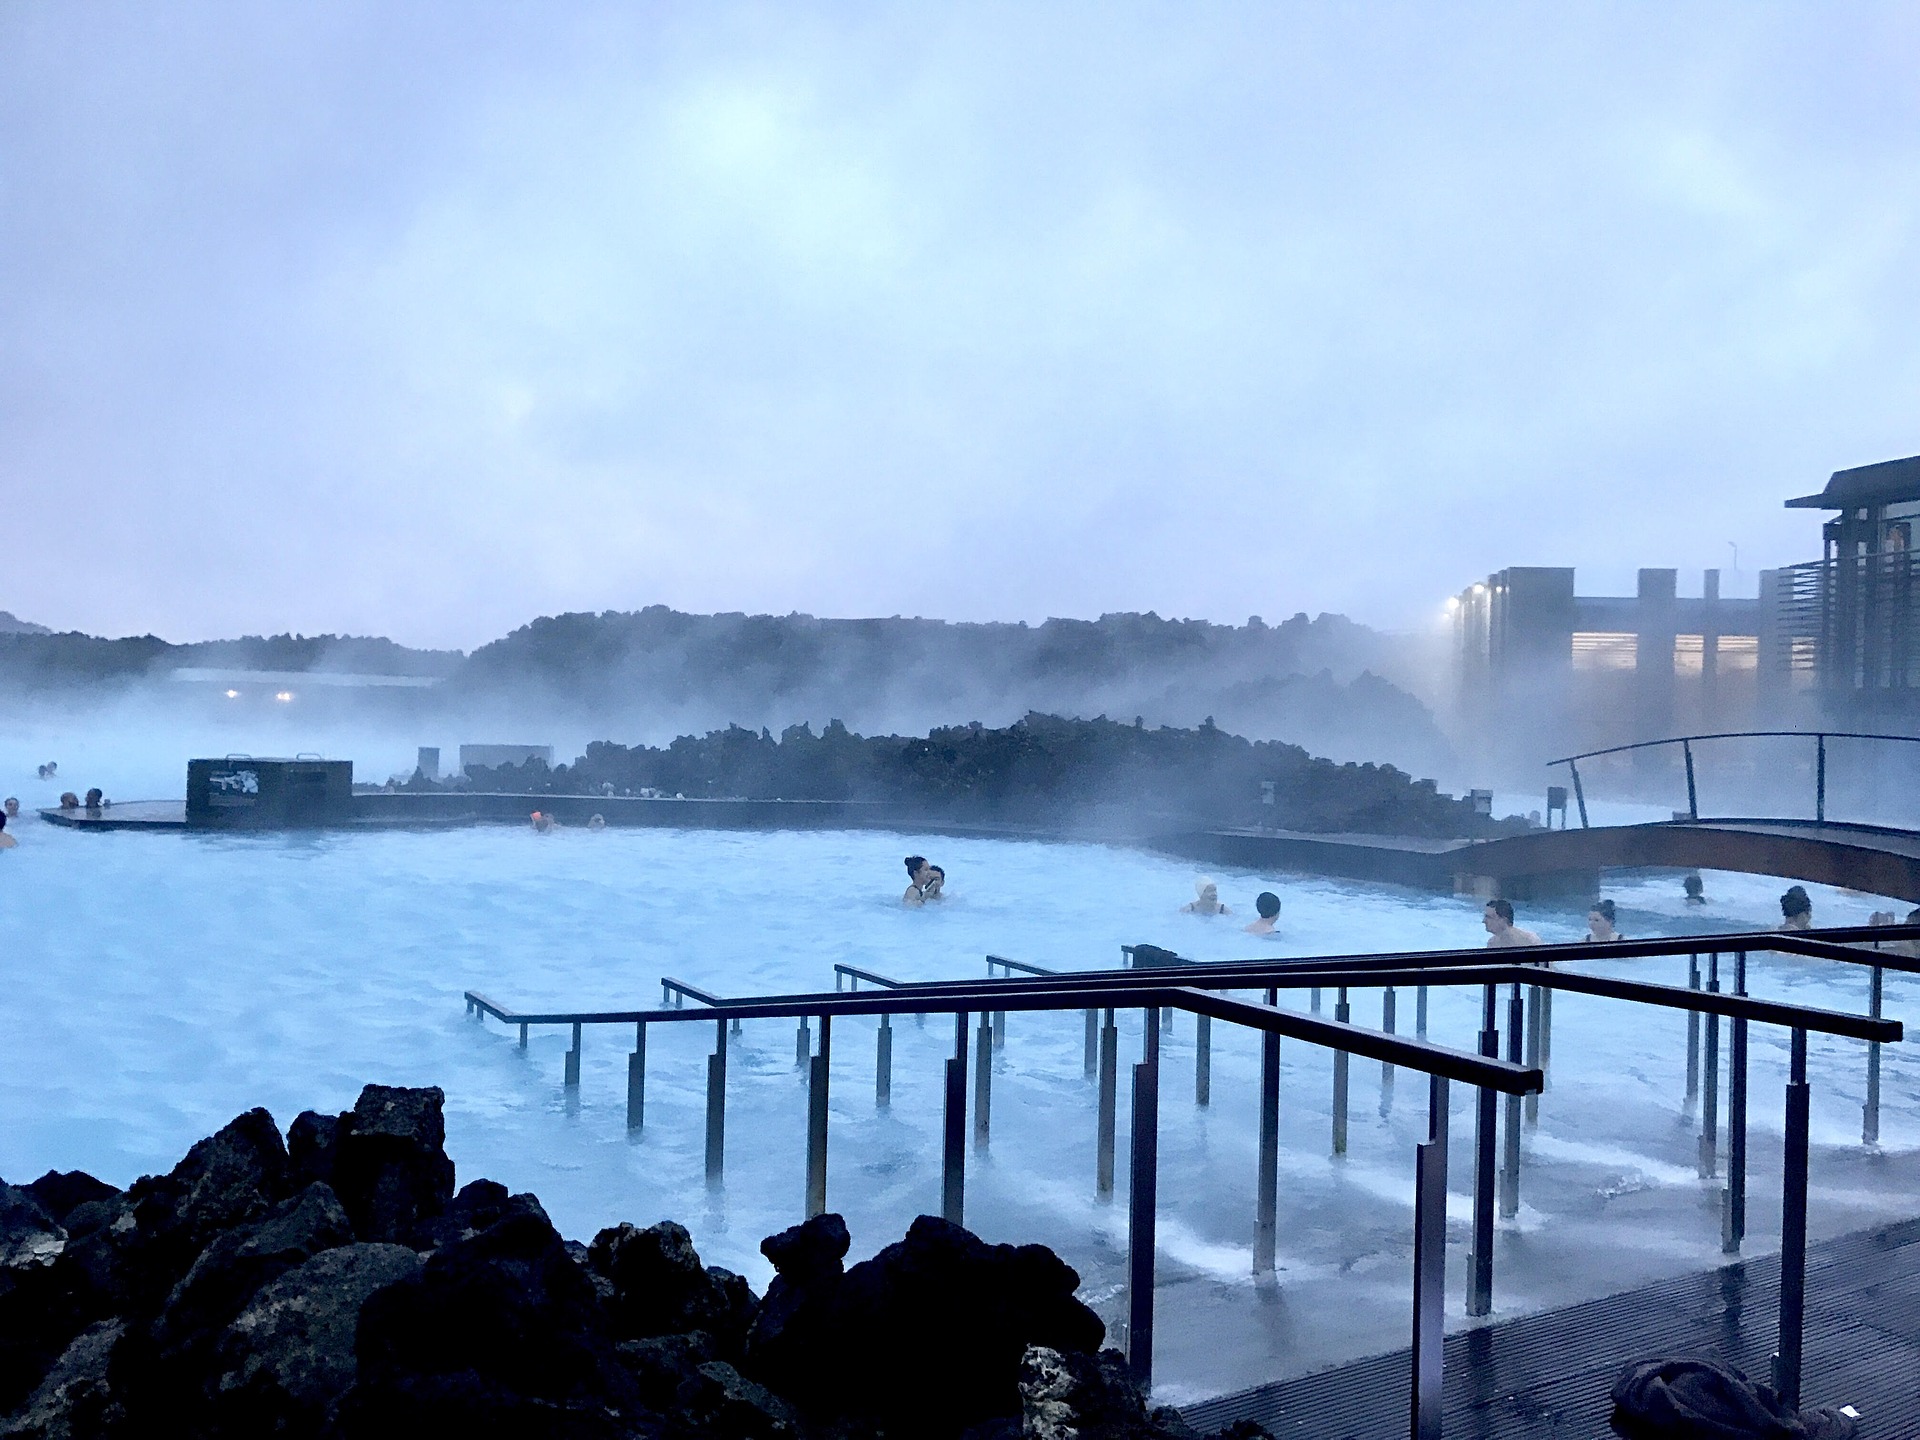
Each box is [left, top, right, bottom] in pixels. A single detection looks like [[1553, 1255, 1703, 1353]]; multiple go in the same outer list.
[[3, 812, 1917, 1402]]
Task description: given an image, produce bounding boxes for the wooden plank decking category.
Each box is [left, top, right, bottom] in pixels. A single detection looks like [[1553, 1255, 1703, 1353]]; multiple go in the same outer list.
[[1181, 1216, 1920, 1439]]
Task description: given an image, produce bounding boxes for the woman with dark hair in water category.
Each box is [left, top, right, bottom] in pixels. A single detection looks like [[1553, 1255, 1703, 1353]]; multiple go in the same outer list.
[[1780, 885, 1813, 931], [0, 812, 15, 850], [903, 855, 933, 906], [1587, 899, 1622, 941], [1683, 874, 1706, 905]]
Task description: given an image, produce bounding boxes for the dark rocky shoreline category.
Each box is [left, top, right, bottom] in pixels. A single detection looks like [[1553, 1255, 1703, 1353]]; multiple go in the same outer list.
[[0, 1085, 1266, 1439]]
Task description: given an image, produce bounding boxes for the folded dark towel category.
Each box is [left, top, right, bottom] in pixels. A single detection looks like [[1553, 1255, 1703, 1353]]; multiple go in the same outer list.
[[1610, 1358, 1856, 1440]]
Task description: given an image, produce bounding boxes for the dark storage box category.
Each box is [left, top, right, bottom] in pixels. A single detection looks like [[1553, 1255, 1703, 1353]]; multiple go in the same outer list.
[[186, 758, 353, 828]]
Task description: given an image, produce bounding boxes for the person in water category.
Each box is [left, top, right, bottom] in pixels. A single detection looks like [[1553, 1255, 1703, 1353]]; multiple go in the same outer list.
[[1244, 891, 1282, 935], [1683, 873, 1706, 905], [1586, 899, 1622, 941], [531, 810, 555, 834], [1779, 885, 1814, 931], [1483, 898, 1542, 947], [1182, 880, 1230, 916], [903, 855, 935, 906], [0, 812, 15, 850], [587, 814, 607, 831], [58, 792, 79, 811], [921, 865, 947, 901], [2, 797, 17, 819], [83, 788, 104, 812]]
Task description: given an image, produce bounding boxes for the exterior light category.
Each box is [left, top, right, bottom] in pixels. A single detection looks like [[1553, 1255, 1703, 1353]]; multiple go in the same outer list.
[[275, 691, 294, 703], [224, 689, 240, 699]]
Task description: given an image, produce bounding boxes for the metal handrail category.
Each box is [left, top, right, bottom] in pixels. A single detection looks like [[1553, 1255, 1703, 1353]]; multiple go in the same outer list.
[[1546, 729, 1920, 826], [833, 963, 904, 989], [985, 954, 1056, 977], [660, 977, 726, 1007]]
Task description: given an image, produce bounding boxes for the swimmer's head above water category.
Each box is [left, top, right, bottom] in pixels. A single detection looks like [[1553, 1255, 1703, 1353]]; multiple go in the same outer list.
[[2, 797, 16, 818]]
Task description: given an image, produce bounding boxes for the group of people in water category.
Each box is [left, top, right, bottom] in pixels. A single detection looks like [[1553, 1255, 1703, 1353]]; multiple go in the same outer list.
[[903, 855, 946, 906], [0, 788, 107, 850], [1179, 879, 1283, 935]]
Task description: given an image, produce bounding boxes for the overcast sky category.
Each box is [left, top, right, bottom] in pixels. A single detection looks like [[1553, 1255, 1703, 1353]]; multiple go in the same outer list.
[[3, 3, 1917, 649]]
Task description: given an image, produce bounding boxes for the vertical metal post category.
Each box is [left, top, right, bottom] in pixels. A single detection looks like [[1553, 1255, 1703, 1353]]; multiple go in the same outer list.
[[564, 1021, 582, 1088], [1684, 739, 1699, 820], [1097, 1008, 1118, 1198], [1539, 984, 1552, 1085], [1468, 984, 1498, 1317], [1523, 984, 1541, 1125], [1816, 734, 1827, 823], [1380, 987, 1397, 1116], [974, 1014, 993, 1148], [795, 1018, 810, 1069], [1332, 987, 1351, 1156], [1723, 951, 1748, 1253], [1686, 954, 1701, 1112], [806, 1016, 830, 1217], [1411, 1075, 1451, 1440], [1772, 1028, 1810, 1410], [1500, 983, 1523, 1219], [994, 1008, 1006, 1050], [1085, 1009, 1099, 1080], [518, 1022, 528, 1051], [1255, 986, 1280, 1276], [1195, 1013, 1212, 1107], [1126, 1011, 1162, 1390], [876, 1013, 892, 1109], [626, 1022, 646, 1131], [942, 1013, 967, 1224], [1310, 986, 1322, 1015], [705, 1018, 726, 1184], [1865, 964, 1884, 1145], [1700, 953, 1720, 1178], [1416, 984, 1428, 1039], [1570, 760, 1589, 827]]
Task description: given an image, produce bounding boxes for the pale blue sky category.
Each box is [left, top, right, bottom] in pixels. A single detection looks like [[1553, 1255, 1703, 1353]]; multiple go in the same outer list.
[[3, 2, 1917, 647]]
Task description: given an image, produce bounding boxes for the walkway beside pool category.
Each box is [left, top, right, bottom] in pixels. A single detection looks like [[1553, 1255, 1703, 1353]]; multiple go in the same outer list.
[[1180, 1214, 1920, 1439]]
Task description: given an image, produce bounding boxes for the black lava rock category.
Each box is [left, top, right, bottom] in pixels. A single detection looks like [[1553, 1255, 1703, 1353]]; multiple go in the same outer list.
[[331, 1087, 455, 1245], [744, 1214, 1103, 1436], [588, 1221, 757, 1355], [22, 1175, 116, 1229]]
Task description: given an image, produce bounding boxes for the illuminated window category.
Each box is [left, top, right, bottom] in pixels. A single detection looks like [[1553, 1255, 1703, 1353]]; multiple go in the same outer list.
[[1572, 632, 1638, 671], [1717, 636, 1759, 673], [1674, 635, 1704, 676]]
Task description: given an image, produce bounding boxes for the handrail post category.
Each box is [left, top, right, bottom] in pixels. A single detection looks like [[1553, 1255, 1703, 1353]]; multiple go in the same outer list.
[[876, 1012, 892, 1109], [1332, 987, 1351, 1156], [1700, 953, 1720, 1178], [1195, 1013, 1212, 1107], [1379, 987, 1397, 1116], [795, 1017, 810, 1069], [1685, 954, 1701, 1113], [1097, 1008, 1119, 1198], [1254, 986, 1280, 1275], [1410, 1074, 1450, 1440], [518, 1021, 528, 1051], [1569, 760, 1589, 828], [1468, 983, 1499, 1317], [1683, 739, 1698, 820], [626, 1022, 646, 1131], [1416, 984, 1428, 1039], [1772, 1029, 1811, 1409], [705, 1017, 726, 1185], [943, 1013, 967, 1224], [1816, 733, 1827, 823], [994, 1007, 1006, 1050], [1500, 983, 1523, 1219], [1865, 962, 1884, 1145], [1084, 1009, 1099, 1080], [974, 1014, 993, 1148], [564, 1021, 582, 1088], [806, 1015, 831, 1217], [1722, 950, 1747, 1253], [1523, 983, 1542, 1126], [1126, 1009, 1162, 1390]]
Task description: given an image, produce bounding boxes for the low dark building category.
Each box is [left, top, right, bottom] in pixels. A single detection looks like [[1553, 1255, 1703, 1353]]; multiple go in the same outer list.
[[185, 757, 353, 827]]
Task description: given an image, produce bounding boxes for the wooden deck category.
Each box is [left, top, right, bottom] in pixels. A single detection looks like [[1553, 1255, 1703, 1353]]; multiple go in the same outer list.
[[1181, 1216, 1920, 1439]]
